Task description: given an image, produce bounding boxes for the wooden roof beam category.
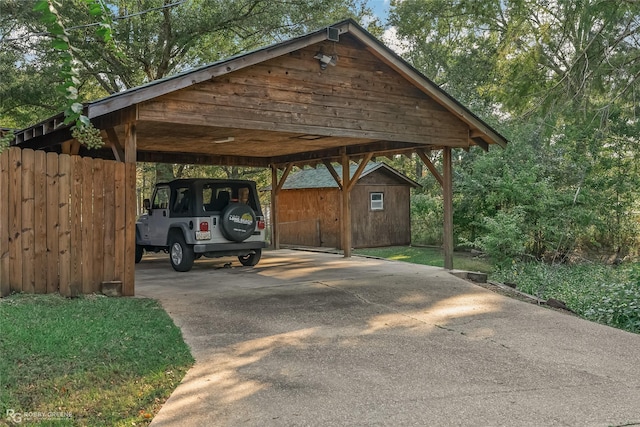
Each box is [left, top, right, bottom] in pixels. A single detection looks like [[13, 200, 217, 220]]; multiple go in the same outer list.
[[471, 137, 489, 152], [12, 127, 74, 150], [103, 128, 125, 162], [416, 149, 443, 187], [270, 140, 423, 165], [346, 153, 373, 192], [61, 139, 81, 155], [322, 159, 343, 190], [275, 163, 294, 193], [136, 150, 271, 167], [470, 129, 490, 151], [91, 106, 138, 130], [13, 113, 66, 144]]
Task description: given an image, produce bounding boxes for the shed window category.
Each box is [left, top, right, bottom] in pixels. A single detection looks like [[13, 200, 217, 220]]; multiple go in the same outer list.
[[370, 192, 384, 211]]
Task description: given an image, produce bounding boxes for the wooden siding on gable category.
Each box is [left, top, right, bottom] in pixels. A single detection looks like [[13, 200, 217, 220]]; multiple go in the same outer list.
[[136, 35, 470, 157], [357, 169, 410, 186]]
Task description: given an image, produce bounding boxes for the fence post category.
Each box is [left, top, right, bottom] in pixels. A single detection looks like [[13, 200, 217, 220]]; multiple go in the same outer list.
[[46, 152, 60, 293], [58, 154, 71, 296], [0, 150, 9, 297], [70, 155, 83, 297], [9, 148, 23, 293], [21, 149, 35, 293], [34, 150, 47, 293]]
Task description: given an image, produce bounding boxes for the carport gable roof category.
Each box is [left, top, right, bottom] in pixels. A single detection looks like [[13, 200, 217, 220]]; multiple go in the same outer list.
[[273, 162, 420, 190], [83, 19, 506, 146], [13, 18, 507, 166]]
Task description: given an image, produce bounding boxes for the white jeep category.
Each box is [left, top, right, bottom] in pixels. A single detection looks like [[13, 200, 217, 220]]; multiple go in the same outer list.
[[135, 179, 267, 271]]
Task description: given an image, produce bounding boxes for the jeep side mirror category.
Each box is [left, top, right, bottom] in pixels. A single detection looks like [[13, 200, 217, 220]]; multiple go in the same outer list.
[[143, 198, 151, 211]]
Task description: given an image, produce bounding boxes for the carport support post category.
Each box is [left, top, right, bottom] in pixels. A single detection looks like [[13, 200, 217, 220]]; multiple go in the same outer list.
[[123, 122, 137, 295], [443, 147, 454, 270], [269, 163, 293, 250], [338, 151, 372, 258], [341, 149, 352, 258], [270, 165, 280, 250]]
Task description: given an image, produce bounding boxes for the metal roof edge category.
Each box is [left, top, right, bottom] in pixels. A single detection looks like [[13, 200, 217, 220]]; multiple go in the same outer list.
[[271, 161, 420, 190]]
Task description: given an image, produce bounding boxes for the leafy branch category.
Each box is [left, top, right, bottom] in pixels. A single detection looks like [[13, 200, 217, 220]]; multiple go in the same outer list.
[[0, 131, 14, 153], [33, 0, 115, 150]]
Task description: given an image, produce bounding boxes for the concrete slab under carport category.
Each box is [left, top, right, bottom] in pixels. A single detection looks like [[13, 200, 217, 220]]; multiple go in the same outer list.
[[136, 249, 640, 427]]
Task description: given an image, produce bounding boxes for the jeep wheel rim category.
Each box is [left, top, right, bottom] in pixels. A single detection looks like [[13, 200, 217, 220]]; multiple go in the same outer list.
[[171, 243, 183, 265]]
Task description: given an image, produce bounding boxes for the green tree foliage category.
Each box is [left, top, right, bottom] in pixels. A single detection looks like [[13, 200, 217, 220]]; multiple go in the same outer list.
[[1, 1, 71, 127], [390, 0, 640, 259]]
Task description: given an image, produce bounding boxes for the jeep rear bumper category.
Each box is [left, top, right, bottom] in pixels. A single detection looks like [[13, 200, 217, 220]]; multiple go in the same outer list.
[[193, 241, 267, 254]]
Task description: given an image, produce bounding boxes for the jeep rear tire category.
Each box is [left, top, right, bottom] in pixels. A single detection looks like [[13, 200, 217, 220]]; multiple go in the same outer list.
[[135, 245, 144, 263], [220, 203, 257, 242], [169, 232, 195, 272], [238, 249, 262, 267]]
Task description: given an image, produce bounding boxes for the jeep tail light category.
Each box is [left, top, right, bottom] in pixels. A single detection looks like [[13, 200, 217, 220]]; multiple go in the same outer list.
[[199, 221, 209, 232], [257, 219, 265, 230]]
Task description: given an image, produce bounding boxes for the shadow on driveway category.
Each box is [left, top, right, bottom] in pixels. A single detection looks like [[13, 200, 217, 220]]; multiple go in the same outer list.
[[136, 249, 640, 426]]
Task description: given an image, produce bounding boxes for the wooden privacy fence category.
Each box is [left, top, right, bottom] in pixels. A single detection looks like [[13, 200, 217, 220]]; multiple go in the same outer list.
[[0, 147, 136, 297]]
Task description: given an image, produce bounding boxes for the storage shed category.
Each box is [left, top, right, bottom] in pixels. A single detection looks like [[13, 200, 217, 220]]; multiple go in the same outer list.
[[275, 162, 419, 249]]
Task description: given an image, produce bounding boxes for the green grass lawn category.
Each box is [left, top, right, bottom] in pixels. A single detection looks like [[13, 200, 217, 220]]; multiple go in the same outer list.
[[0, 294, 194, 426], [354, 245, 493, 273]]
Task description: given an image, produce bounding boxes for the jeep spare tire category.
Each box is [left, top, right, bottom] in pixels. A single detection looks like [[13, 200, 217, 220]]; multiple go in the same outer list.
[[220, 203, 257, 242]]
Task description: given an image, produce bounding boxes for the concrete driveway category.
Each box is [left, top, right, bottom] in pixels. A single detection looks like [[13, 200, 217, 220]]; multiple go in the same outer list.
[[136, 249, 640, 426]]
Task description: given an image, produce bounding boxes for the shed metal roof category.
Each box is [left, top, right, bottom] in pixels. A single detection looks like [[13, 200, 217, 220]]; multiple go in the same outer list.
[[269, 162, 420, 190]]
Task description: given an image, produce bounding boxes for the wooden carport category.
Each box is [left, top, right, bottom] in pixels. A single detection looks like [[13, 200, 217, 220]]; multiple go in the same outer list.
[[11, 19, 507, 295]]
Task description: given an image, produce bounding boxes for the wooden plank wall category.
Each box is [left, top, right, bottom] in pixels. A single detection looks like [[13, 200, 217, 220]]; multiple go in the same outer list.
[[0, 147, 135, 297], [276, 171, 414, 250], [279, 219, 321, 247], [351, 184, 412, 248], [277, 188, 341, 248]]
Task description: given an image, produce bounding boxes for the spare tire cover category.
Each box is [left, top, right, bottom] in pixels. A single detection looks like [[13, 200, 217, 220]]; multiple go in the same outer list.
[[220, 203, 257, 242]]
